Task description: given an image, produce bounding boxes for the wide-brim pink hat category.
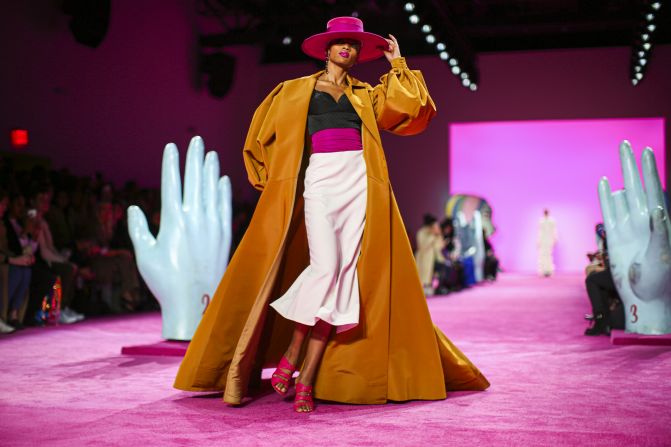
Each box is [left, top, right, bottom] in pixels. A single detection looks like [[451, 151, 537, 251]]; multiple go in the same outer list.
[[301, 16, 389, 63]]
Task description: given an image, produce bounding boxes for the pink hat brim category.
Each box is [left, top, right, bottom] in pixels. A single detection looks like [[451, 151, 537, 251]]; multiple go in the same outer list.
[[302, 31, 389, 63]]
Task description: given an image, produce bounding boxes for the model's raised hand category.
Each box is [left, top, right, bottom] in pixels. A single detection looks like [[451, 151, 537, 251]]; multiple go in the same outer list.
[[383, 34, 401, 62], [128, 136, 232, 340]]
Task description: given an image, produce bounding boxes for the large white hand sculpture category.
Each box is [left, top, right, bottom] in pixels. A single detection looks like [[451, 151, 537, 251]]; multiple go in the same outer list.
[[598, 141, 671, 334], [128, 136, 232, 340]]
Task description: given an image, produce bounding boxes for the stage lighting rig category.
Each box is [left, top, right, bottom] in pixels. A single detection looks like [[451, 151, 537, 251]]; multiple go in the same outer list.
[[402, 0, 479, 91], [630, 1, 664, 86]]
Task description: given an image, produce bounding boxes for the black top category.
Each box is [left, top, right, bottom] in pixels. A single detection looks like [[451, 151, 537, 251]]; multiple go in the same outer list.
[[307, 90, 362, 136]]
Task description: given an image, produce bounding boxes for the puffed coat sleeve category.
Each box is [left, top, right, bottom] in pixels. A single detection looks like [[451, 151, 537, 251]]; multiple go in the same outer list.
[[369, 57, 437, 135], [242, 82, 284, 191]]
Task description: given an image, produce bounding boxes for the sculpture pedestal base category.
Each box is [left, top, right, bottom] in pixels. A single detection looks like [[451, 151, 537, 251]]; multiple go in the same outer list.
[[610, 330, 671, 346], [121, 340, 189, 356]]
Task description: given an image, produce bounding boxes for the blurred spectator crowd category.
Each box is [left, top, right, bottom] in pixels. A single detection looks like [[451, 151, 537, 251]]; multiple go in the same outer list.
[[0, 158, 253, 334], [415, 213, 499, 297]]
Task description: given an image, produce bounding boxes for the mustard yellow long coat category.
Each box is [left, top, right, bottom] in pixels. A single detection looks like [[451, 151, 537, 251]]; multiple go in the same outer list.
[[174, 57, 489, 404]]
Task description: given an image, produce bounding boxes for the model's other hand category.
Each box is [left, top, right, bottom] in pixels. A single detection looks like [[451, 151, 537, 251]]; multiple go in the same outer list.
[[383, 34, 401, 62], [128, 136, 232, 340], [598, 141, 671, 334]]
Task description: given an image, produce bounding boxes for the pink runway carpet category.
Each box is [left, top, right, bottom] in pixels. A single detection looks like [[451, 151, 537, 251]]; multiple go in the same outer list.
[[1, 274, 669, 446]]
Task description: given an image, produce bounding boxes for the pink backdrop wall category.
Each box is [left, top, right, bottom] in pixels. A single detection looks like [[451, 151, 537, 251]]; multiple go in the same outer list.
[[450, 119, 666, 273], [1, 1, 671, 266]]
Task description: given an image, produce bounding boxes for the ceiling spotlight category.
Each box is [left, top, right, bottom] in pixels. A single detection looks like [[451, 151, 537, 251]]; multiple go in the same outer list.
[[647, 24, 656, 32], [632, 78, 638, 86], [436, 42, 446, 51], [426, 34, 436, 44], [634, 65, 642, 72], [409, 14, 419, 24], [448, 57, 458, 66], [642, 33, 650, 41], [439, 51, 448, 60], [462, 79, 471, 87], [651, 2, 661, 10], [460, 72, 468, 80], [421, 24, 432, 33], [404, 2, 415, 12], [643, 42, 652, 50], [635, 72, 643, 80], [646, 13, 655, 21], [469, 83, 477, 91], [640, 58, 647, 65], [282, 36, 292, 45], [638, 50, 645, 57], [451, 65, 461, 75]]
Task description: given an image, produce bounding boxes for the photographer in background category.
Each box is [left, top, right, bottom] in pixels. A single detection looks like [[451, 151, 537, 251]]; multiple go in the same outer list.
[[584, 223, 623, 336]]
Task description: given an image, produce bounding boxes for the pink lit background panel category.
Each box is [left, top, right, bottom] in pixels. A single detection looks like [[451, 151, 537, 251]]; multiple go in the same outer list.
[[449, 118, 666, 273]]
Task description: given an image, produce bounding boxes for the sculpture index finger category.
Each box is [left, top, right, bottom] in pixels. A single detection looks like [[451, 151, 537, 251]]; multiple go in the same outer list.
[[203, 151, 220, 220], [619, 141, 646, 219], [642, 148, 671, 240], [183, 136, 205, 217], [161, 143, 183, 222], [598, 177, 617, 237], [641, 148, 667, 214]]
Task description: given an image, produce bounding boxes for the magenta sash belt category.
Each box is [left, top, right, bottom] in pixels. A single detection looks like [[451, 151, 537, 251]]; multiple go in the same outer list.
[[311, 128, 363, 153]]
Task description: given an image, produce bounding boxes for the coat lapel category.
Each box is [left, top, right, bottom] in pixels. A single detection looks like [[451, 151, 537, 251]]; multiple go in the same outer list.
[[346, 75, 382, 148], [275, 75, 318, 162]]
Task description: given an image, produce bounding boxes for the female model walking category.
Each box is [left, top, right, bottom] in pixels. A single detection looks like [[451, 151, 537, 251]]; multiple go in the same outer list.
[[174, 16, 489, 413]]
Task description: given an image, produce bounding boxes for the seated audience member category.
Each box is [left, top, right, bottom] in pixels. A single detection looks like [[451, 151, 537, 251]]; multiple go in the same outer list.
[[45, 189, 75, 253], [434, 219, 465, 293], [483, 230, 500, 281], [0, 189, 35, 332], [415, 214, 445, 296], [584, 224, 623, 336], [5, 194, 56, 325], [32, 189, 83, 324], [454, 213, 478, 286], [72, 201, 141, 313]]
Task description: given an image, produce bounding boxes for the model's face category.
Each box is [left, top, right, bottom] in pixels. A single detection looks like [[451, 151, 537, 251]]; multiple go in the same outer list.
[[327, 39, 360, 69]]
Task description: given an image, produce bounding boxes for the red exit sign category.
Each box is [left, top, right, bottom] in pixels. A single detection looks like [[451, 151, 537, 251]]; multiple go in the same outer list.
[[11, 128, 28, 149]]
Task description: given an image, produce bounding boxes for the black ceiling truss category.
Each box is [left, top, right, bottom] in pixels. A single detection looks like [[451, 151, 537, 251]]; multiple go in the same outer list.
[[630, 1, 664, 86], [193, 0, 670, 94]]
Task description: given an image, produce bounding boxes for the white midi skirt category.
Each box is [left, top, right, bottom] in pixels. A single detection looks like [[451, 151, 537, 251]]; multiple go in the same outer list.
[[270, 150, 367, 333]]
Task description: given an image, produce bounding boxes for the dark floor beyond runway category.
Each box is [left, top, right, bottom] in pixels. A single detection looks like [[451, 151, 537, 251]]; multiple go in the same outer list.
[[1, 273, 669, 446]]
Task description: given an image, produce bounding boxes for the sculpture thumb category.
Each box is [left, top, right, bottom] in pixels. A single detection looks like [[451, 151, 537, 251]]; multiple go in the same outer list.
[[630, 207, 671, 300], [127, 205, 156, 254]]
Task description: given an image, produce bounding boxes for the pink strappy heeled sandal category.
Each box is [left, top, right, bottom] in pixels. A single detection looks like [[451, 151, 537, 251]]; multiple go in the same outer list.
[[270, 356, 296, 396], [294, 381, 314, 413]]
